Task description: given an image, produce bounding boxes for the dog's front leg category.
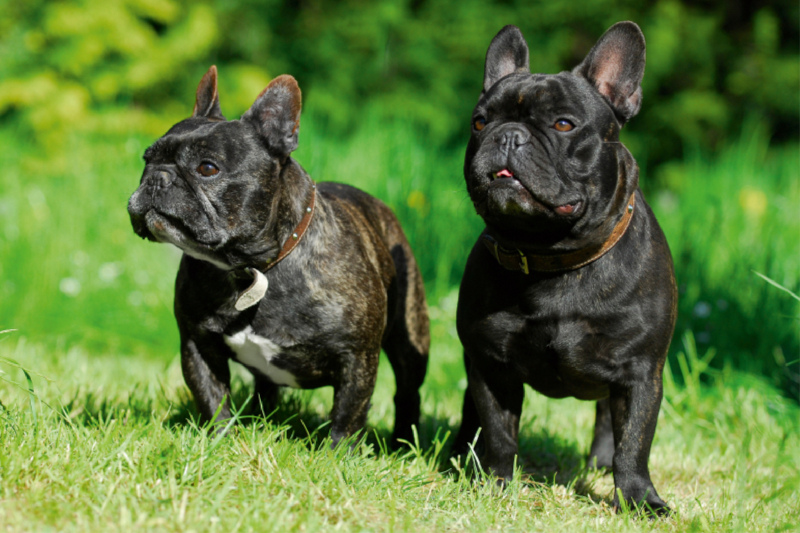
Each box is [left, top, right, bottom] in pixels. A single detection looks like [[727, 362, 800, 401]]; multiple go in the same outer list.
[[451, 353, 483, 457], [468, 361, 524, 483], [329, 350, 379, 447], [589, 398, 615, 469], [608, 378, 670, 515], [181, 336, 233, 429], [251, 375, 280, 417]]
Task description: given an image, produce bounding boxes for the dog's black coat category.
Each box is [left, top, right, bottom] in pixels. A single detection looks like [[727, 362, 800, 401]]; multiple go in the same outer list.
[[128, 69, 429, 446], [451, 23, 677, 514]]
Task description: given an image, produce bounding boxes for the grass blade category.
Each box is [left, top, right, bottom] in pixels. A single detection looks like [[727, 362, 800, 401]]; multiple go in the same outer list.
[[753, 271, 800, 302]]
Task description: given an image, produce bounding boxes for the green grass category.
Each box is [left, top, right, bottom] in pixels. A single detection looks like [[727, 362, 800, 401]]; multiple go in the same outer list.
[[0, 113, 798, 531], [1, 317, 798, 532]]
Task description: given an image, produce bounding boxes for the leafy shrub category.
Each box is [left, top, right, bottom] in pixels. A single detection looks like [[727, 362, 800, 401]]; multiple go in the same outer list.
[[0, 0, 797, 171]]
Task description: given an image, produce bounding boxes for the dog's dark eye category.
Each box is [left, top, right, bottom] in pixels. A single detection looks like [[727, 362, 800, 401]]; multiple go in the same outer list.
[[473, 117, 486, 132], [554, 119, 574, 132], [197, 162, 219, 176]]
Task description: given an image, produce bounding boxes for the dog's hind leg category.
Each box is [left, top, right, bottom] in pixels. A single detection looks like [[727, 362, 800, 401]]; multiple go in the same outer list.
[[382, 242, 430, 449], [330, 348, 380, 447]]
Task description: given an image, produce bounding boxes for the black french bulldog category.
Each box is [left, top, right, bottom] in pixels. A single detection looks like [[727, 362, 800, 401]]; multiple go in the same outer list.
[[128, 67, 429, 447], [451, 22, 677, 514]]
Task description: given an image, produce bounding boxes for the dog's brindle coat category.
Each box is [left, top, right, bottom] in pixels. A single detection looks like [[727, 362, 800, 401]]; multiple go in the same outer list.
[[128, 69, 429, 447], [451, 23, 677, 514]]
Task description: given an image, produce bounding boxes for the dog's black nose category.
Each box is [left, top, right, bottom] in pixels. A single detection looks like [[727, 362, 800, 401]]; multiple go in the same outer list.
[[497, 128, 528, 154], [143, 167, 175, 189]]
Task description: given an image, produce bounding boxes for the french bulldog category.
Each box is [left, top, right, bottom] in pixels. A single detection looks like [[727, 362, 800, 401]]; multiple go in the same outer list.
[[128, 66, 429, 447], [451, 22, 677, 514]]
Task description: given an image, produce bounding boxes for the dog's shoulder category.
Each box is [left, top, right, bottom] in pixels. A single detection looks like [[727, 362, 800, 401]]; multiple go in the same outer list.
[[317, 181, 402, 238]]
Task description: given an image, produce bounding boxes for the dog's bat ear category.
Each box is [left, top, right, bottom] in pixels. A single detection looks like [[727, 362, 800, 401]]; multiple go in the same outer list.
[[483, 25, 530, 93], [242, 75, 302, 158], [573, 21, 646, 124], [192, 65, 225, 119]]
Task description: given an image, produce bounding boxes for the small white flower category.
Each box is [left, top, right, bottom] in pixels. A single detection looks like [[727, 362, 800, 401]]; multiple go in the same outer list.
[[71, 251, 89, 266], [128, 291, 144, 306], [59, 278, 81, 297], [98, 262, 122, 282]]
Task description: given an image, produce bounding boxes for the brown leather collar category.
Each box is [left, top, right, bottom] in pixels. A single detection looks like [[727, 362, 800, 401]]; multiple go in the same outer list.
[[483, 193, 636, 274], [258, 182, 317, 272]]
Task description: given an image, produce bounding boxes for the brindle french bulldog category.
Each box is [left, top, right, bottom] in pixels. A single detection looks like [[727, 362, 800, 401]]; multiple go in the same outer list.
[[452, 22, 677, 514], [128, 67, 429, 447]]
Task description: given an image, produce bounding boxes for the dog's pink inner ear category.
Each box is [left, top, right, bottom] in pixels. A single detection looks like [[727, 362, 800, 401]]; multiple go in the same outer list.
[[193, 65, 222, 118], [591, 50, 643, 121], [483, 25, 530, 93], [590, 50, 635, 109], [574, 22, 645, 123]]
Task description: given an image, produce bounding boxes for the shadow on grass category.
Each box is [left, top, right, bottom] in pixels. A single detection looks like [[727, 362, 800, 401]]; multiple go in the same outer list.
[[517, 429, 612, 504], [57, 377, 609, 503], [434, 419, 611, 504], [57, 382, 193, 429]]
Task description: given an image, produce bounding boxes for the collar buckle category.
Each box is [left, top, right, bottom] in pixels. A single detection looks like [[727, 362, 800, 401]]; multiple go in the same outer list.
[[518, 252, 529, 275]]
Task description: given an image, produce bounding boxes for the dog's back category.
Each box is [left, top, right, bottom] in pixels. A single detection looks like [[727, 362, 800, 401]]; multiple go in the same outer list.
[[318, 182, 429, 354]]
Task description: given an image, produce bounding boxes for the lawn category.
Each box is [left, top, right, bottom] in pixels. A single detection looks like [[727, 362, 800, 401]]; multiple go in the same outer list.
[[1, 322, 798, 532], [0, 114, 798, 532]]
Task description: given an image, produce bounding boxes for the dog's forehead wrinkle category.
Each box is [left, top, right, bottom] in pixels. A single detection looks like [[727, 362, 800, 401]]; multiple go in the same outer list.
[[491, 76, 591, 125]]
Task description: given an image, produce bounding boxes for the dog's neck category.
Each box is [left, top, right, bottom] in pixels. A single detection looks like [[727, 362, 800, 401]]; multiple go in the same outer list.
[[271, 160, 315, 245], [483, 192, 636, 274], [227, 163, 317, 311], [257, 174, 316, 273]]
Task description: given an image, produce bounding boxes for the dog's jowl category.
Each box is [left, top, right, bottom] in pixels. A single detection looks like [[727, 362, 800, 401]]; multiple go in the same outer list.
[[128, 67, 429, 447], [452, 22, 677, 514]]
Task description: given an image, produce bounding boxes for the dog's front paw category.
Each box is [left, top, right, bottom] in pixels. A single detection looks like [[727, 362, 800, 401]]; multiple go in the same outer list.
[[613, 485, 671, 518]]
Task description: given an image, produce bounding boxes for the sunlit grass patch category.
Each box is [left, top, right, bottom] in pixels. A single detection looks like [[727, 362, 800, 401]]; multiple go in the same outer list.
[[1, 308, 798, 532]]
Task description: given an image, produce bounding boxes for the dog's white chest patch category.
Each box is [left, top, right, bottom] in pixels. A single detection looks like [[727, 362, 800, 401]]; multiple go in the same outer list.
[[223, 326, 300, 388]]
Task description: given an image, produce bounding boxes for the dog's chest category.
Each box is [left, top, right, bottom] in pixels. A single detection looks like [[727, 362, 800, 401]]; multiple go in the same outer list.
[[223, 326, 300, 388]]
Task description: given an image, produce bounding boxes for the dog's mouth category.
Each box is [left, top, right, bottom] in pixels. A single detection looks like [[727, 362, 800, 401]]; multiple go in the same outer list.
[[141, 210, 233, 270], [139, 210, 221, 251], [147, 211, 188, 241], [144, 211, 214, 247], [488, 168, 582, 217], [491, 168, 516, 180]]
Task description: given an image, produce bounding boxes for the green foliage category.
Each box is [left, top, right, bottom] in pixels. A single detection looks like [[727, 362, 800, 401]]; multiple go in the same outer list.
[[0, 0, 797, 170], [0, 0, 268, 143]]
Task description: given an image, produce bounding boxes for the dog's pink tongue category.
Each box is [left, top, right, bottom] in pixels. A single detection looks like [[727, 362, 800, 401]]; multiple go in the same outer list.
[[555, 204, 576, 215], [496, 169, 514, 178]]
